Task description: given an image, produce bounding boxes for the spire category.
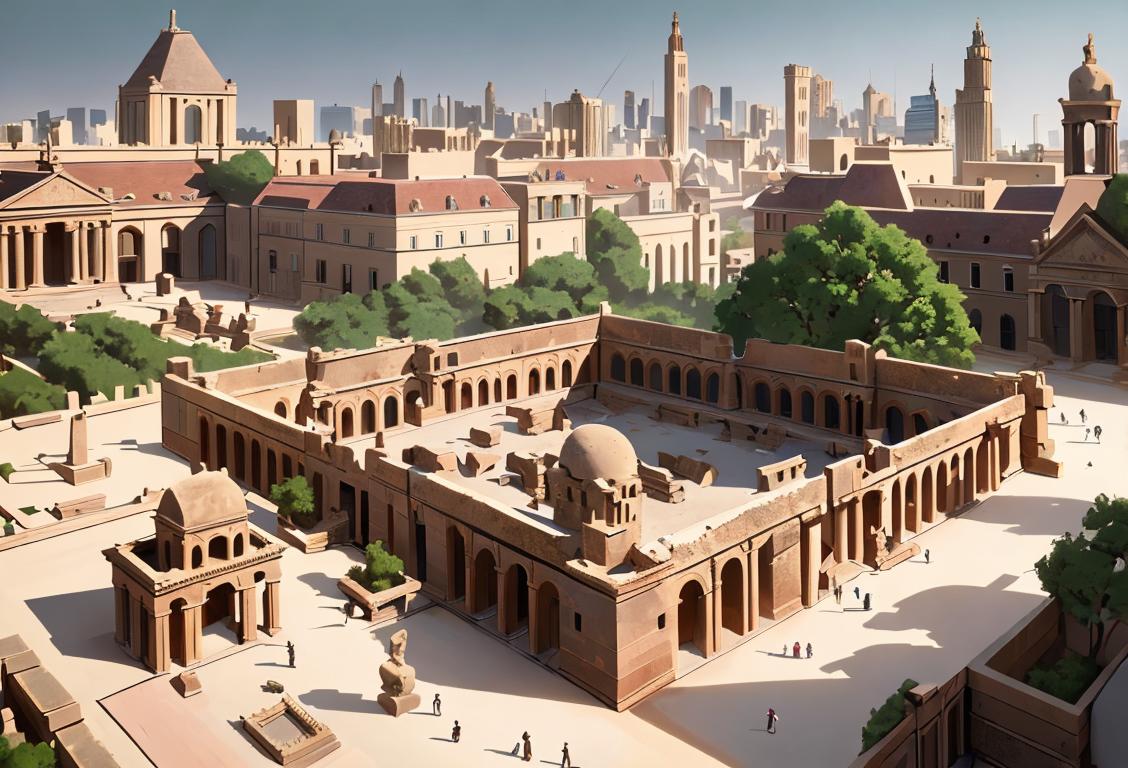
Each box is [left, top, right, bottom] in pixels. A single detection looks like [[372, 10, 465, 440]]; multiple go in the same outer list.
[[668, 11, 683, 52], [168, 9, 178, 32], [929, 64, 936, 97], [971, 17, 985, 46], [1083, 33, 1097, 65]]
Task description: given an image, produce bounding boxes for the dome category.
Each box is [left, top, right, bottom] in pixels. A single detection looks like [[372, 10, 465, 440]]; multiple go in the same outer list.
[[1068, 35, 1115, 101], [156, 470, 248, 531], [558, 424, 638, 482]]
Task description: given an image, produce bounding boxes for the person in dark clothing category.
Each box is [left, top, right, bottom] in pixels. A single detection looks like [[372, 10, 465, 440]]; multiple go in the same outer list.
[[766, 708, 779, 734], [522, 731, 532, 762], [286, 641, 295, 668], [863, 593, 872, 611], [1080, 409, 1087, 424], [1094, 425, 1103, 443], [806, 642, 813, 659], [854, 586, 860, 600], [924, 549, 930, 564], [433, 693, 441, 716], [561, 742, 571, 768], [451, 721, 461, 743]]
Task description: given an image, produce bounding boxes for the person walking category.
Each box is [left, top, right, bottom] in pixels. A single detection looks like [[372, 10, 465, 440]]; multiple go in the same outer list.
[[766, 708, 779, 734], [342, 601, 352, 625], [863, 593, 872, 611], [522, 731, 533, 762], [782, 644, 788, 657], [854, 586, 860, 601], [433, 693, 441, 716], [1095, 425, 1103, 443], [834, 585, 841, 604], [286, 641, 295, 668], [792, 641, 801, 658], [560, 742, 571, 768], [1080, 408, 1087, 424], [451, 721, 461, 743], [924, 549, 930, 564], [1085, 427, 1091, 442], [806, 642, 813, 659]]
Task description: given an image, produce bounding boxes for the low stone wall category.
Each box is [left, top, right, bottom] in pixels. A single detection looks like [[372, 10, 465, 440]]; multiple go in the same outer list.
[[337, 575, 421, 623]]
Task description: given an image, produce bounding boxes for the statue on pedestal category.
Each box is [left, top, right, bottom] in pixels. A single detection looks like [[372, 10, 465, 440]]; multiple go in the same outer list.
[[377, 629, 420, 716]]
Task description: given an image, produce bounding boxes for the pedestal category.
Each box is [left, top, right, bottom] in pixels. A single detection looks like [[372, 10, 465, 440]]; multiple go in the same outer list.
[[377, 692, 420, 717]]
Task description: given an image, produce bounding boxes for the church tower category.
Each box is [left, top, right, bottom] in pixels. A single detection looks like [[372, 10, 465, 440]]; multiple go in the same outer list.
[[954, 18, 994, 182], [664, 12, 689, 158], [784, 64, 812, 166], [1060, 34, 1120, 176]]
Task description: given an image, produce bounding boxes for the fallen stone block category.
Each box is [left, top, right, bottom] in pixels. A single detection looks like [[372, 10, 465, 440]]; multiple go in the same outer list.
[[411, 446, 457, 473], [171, 670, 202, 698], [465, 451, 500, 477], [469, 425, 501, 448], [657, 451, 718, 486]]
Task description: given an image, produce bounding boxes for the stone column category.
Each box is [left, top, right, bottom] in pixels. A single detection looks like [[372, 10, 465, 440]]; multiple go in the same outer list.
[[700, 588, 715, 657], [1117, 304, 1127, 367], [13, 227, 25, 290], [907, 473, 922, 532], [67, 412, 88, 466], [79, 222, 90, 281], [495, 567, 508, 635], [92, 222, 104, 282], [1069, 298, 1084, 362], [526, 582, 540, 653], [129, 595, 144, 659], [801, 517, 821, 608], [834, 503, 847, 563], [849, 498, 863, 562], [264, 580, 282, 635], [239, 587, 258, 643], [0, 227, 8, 290], [747, 547, 759, 632], [182, 602, 204, 665], [29, 224, 45, 288], [113, 587, 126, 644], [151, 611, 171, 674], [67, 222, 81, 283], [1027, 292, 1040, 342], [103, 223, 118, 283]]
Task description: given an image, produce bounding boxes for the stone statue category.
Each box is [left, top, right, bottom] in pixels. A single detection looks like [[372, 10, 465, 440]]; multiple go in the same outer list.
[[1084, 33, 1096, 64], [869, 525, 890, 567], [377, 629, 420, 716]]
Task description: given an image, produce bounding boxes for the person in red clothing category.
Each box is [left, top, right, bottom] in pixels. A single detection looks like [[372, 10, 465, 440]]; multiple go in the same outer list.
[[792, 641, 801, 658]]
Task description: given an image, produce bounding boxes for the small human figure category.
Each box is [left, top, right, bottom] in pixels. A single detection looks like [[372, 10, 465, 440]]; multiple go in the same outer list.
[[522, 731, 533, 762], [433, 693, 441, 716], [792, 641, 801, 658], [806, 642, 813, 659], [1085, 428, 1091, 442], [766, 708, 779, 734], [834, 585, 841, 604], [342, 601, 351, 625], [863, 593, 872, 611], [1061, 412, 1067, 425], [924, 549, 930, 564], [1095, 425, 1103, 443], [286, 641, 295, 668], [854, 586, 860, 601], [782, 644, 788, 657], [1080, 408, 1087, 424], [244, 300, 251, 316], [561, 742, 571, 768], [451, 720, 461, 743]]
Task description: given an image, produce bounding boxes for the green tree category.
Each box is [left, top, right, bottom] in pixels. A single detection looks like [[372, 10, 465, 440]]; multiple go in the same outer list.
[[860, 679, 918, 753], [294, 292, 389, 349], [383, 271, 460, 340], [482, 285, 533, 330], [585, 209, 650, 302], [0, 303, 58, 357], [1095, 174, 1128, 244], [716, 202, 979, 367], [429, 257, 486, 320], [270, 475, 316, 528], [203, 150, 275, 205], [0, 367, 67, 418], [1035, 494, 1128, 660], [347, 540, 406, 593], [0, 735, 56, 768], [37, 331, 142, 400]]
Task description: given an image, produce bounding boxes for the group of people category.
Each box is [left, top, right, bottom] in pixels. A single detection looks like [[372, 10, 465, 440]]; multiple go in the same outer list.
[[1060, 409, 1102, 443], [831, 584, 873, 611], [784, 641, 813, 659], [436, 695, 571, 765]]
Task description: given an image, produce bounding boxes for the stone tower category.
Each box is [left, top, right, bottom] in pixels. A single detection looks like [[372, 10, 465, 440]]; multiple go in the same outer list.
[[664, 12, 689, 158], [784, 64, 812, 166], [393, 72, 405, 118], [484, 81, 496, 130], [1060, 33, 1120, 176], [955, 18, 994, 182], [371, 81, 383, 128]]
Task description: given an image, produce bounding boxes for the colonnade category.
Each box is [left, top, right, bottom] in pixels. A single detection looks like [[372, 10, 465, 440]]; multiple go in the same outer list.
[[0, 219, 116, 289]]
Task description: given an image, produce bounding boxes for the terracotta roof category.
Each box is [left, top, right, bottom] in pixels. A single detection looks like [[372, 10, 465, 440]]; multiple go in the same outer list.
[[124, 29, 228, 92], [531, 158, 671, 196], [0, 170, 50, 204], [871, 208, 1048, 257], [994, 186, 1064, 213], [753, 163, 911, 212], [253, 175, 518, 215], [63, 161, 216, 207]]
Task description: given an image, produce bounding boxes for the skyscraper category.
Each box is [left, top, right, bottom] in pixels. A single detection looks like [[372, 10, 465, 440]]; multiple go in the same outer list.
[[954, 18, 995, 179], [689, 85, 713, 130], [413, 97, 430, 127], [638, 97, 650, 131], [811, 74, 833, 119], [664, 12, 688, 158], [393, 72, 405, 118], [624, 90, 636, 129], [784, 64, 812, 166], [720, 86, 732, 124], [904, 68, 946, 145], [734, 99, 747, 134], [484, 81, 496, 130], [371, 81, 383, 129]]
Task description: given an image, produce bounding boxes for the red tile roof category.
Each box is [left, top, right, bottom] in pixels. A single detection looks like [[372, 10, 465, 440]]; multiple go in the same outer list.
[[994, 186, 1064, 213], [253, 175, 517, 215], [870, 208, 1047, 257], [124, 29, 228, 92], [753, 163, 911, 212], [531, 158, 672, 196], [63, 161, 216, 207]]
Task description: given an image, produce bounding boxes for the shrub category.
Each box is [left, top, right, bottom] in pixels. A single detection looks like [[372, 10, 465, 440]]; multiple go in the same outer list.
[[0, 463, 14, 482], [861, 678, 918, 753], [270, 475, 316, 528], [0, 302, 59, 357], [0, 368, 67, 418], [1025, 652, 1101, 704], [0, 733, 55, 767], [348, 540, 406, 593]]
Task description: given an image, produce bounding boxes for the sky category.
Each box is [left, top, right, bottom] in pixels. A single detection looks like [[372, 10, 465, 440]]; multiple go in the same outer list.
[[3, 0, 1126, 148]]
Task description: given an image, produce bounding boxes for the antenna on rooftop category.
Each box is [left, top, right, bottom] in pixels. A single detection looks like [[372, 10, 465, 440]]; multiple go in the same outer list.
[[596, 53, 628, 99]]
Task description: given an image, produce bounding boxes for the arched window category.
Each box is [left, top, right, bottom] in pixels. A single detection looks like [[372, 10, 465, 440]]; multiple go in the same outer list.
[[199, 224, 218, 279], [969, 308, 983, 336], [546, 367, 556, 390], [362, 400, 376, 433], [800, 391, 815, 424], [506, 374, 517, 399], [610, 354, 626, 382], [528, 368, 540, 395], [754, 382, 771, 413], [562, 360, 573, 387], [274, 401, 287, 418], [705, 373, 720, 403], [233, 533, 244, 557], [629, 358, 644, 386], [999, 314, 1016, 351], [686, 368, 701, 399], [184, 105, 202, 144], [191, 546, 202, 568], [339, 407, 354, 438], [384, 396, 399, 428], [478, 379, 489, 405], [667, 365, 682, 395], [778, 388, 793, 419], [885, 406, 905, 443], [648, 362, 663, 391], [823, 394, 841, 430], [208, 535, 227, 560], [913, 412, 929, 436]]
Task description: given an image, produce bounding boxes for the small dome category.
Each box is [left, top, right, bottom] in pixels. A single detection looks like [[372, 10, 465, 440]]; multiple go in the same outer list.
[[156, 470, 248, 531], [559, 424, 638, 482], [1069, 63, 1115, 101]]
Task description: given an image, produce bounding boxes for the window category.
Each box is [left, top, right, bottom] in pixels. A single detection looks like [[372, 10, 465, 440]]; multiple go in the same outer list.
[[506, 225, 513, 242], [573, 612, 582, 632], [368, 232, 375, 248], [657, 613, 666, 630], [970, 262, 981, 288], [268, 250, 278, 273], [765, 213, 772, 231], [409, 235, 417, 250], [1003, 267, 1014, 292], [709, 240, 716, 256], [434, 233, 443, 248], [572, 236, 579, 253], [939, 261, 949, 283], [369, 269, 380, 291], [536, 237, 542, 250], [342, 228, 351, 245], [290, 253, 298, 271], [709, 219, 716, 232], [459, 230, 467, 245], [483, 228, 490, 244], [781, 214, 788, 231], [342, 264, 352, 293], [315, 223, 324, 241], [315, 259, 327, 284], [445, 195, 458, 211]]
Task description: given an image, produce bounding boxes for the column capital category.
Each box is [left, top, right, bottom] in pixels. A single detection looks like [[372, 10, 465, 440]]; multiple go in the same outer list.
[[27, 223, 45, 234], [99, 219, 112, 229], [64, 221, 79, 232]]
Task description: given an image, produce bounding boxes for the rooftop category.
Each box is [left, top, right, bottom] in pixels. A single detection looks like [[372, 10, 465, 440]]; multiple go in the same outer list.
[[124, 17, 229, 92], [254, 175, 518, 215], [530, 158, 672, 196]]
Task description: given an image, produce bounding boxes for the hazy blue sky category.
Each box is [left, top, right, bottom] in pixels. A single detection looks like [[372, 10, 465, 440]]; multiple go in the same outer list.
[[3, 0, 1125, 147]]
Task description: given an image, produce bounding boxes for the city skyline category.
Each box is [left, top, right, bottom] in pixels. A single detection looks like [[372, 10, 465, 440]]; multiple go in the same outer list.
[[3, 0, 1125, 147]]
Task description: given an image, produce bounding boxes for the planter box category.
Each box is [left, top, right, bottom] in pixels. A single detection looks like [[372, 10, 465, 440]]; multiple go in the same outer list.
[[337, 574, 421, 623]]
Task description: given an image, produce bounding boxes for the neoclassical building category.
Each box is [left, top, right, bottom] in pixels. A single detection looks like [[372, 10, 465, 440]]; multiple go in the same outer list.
[[160, 309, 1057, 709], [103, 470, 283, 673]]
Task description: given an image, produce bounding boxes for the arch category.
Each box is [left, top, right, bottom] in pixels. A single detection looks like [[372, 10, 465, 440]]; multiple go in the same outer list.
[[199, 416, 210, 467], [705, 372, 720, 403], [233, 431, 246, 480], [682, 243, 691, 283], [442, 380, 455, 412], [460, 382, 473, 410], [720, 557, 745, 638], [937, 460, 950, 515], [361, 400, 376, 433], [506, 374, 517, 400], [822, 393, 841, 431], [478, 379, 489, 406], [885, 405, 905, 444], [317, 402, 331, 425], [233, 532, 244, 557], [251, 439, 262, 490], [493, 378, 502, 402], [969, 308, 983, 336], [191, 545, 202, 568], [921, 465, 935, 523], [1043, 285, 1071, 356], [999, 314, 1016, 352], [274, 400, 288, 418], [629, 357, 644, 386], [839, 153, 849, 170], [198, 224, 218, 279], [528, 368, 541, 395], [891, 479, 903, 543], [685, 367, 702, 399], [282, 454, 293, 479], [169, 597, 188, 665], [976, 438, 991, 494], [545, 366, 556, 391], [913, 412, 929, 436], [184, 104, 202, 143], [534, 580, 561, 653], [339, 407, 355, 438], [215, 424, 227, 468], [963, 446, 976, 504], [473, 549, 498, 613], [562, 359, 573, 388], [677, 578, 706, 655], [383, 396, 400, 428], [117, 227, 143, 283], [950, 454, 961, 509], [208, 535, 228, 561], [446, 527, 466, 601], [753, 382, 771, 413], [267, 448, 277, 488], [309, 159, 320, 175], [800, 390, 815, 424], [503, 564, 530, 634], [1092, 291, 1118, 361], [648, 362, 663, 391], [777, 387, 793, 419], [610, 354, 626, 382], [161, 223, 182, 277], [655, 244, 664, 285], [667, 364, 682, 395], [905, 473, 919, 532]]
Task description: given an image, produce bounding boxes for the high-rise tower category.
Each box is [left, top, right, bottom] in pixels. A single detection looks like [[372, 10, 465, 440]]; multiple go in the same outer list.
[[954, 18, 994, 181], [393, 72, 405, 118], [784, 64, 812, 166], [664, 12, 688, 158], [371, 81, 383, 129], [484, 81, 496, 130]]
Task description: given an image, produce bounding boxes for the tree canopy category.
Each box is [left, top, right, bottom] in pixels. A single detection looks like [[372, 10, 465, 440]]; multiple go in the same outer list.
[[1095, 174, 1128, 244], [294, 292, 389, 350], [347, 540, 406, 593], [203, 150, 274, 205], [270, 475, 316, 528], [0, 734, 55, 768], [585, 208, 650, 302], [715, 202, 979, 367], [0, 367, 67, 419], [0, 302, 58, 357]]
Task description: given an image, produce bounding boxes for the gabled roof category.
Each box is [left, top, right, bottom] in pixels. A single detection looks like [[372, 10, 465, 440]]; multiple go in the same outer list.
[[0, 169, 111, 210], [753, 162, 912, 212], [994, 185, 1064, 213], [62, 161, 216, 208], [253, 175, 518, 215], [1033, 205, 1128, 271], [0, 170, 50, 205], [124, 28, 228, 92]]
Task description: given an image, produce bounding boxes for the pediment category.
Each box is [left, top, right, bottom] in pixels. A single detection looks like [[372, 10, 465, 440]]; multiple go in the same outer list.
[[0, 173, 111, 211], [1034, 213, 1128, 274]]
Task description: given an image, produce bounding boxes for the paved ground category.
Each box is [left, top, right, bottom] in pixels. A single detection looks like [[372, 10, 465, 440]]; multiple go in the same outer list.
[[0, 353, 1121, 767]]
